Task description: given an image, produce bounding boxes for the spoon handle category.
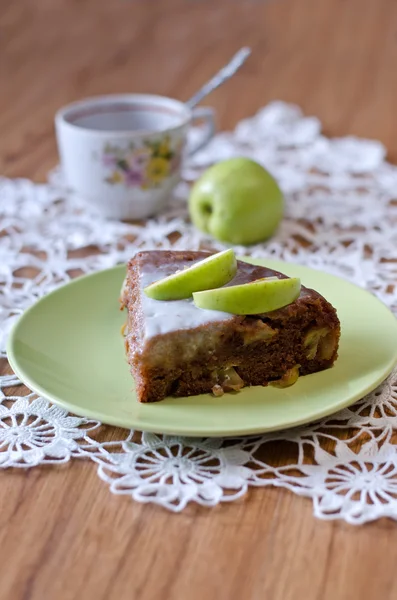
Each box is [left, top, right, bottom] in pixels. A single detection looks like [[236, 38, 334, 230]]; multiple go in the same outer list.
[[186, 47, 251, 109]]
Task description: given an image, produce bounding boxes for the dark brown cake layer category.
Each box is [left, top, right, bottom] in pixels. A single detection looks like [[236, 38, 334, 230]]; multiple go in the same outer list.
[[121, 251, 341, 403]]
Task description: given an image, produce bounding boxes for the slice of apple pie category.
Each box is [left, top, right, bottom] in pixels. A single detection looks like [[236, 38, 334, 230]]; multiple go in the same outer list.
[[120, 250, 340, 403]]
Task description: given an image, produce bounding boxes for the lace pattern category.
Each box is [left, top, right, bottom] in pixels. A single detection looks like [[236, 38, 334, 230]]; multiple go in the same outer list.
[[1, 101, 397, 523]]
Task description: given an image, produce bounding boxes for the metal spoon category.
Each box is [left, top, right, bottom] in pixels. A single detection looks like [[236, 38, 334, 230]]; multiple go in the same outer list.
[[186, 47, 251, 109]]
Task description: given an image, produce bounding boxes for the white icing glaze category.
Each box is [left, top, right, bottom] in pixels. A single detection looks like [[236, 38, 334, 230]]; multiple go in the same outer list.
[[139, 263, 234, 339]]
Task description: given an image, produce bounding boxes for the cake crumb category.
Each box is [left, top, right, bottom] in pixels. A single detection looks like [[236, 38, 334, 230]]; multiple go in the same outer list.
[[212, 384, 224, 397]]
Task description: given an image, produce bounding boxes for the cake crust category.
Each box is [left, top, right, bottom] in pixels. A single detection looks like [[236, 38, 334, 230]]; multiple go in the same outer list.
[[121, 251, 341, 403]]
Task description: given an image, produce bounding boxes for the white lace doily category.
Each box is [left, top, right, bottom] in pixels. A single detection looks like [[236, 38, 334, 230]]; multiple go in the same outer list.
[[1, 101, 397, 524]]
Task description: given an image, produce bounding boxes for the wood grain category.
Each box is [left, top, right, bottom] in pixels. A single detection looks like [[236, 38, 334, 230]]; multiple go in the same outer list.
[[2, 0, 397, 598]]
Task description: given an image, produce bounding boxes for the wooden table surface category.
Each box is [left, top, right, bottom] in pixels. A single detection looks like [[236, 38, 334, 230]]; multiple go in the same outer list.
[[2, 1, 397, 598]]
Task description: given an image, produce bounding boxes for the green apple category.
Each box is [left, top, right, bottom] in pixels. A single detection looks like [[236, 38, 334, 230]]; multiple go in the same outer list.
[[189, 157, 283, 245], [144, 249, 237, 300], [193, 276, 301, 314]]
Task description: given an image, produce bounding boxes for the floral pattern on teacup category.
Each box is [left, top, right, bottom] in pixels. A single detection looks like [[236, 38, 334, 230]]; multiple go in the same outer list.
[[102, 136, 183, 189]]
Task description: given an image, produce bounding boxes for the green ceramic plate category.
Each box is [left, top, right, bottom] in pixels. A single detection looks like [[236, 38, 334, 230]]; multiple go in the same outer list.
[[7, 259, 397, 437]]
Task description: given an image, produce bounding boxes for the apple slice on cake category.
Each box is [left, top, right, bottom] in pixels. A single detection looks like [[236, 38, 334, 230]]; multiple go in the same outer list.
[[144, 249, 237, 300], [193, 276, 301, 314]]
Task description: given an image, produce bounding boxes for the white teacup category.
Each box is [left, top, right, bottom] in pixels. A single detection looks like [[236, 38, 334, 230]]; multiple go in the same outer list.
[[55, 94, 215, 220]]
